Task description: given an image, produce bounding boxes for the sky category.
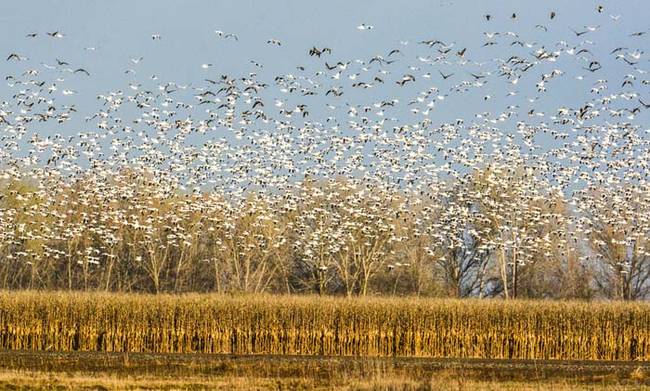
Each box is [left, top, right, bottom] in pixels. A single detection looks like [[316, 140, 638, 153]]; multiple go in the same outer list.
[[0, 0, 648, 193], [1, 0, 647, 115]]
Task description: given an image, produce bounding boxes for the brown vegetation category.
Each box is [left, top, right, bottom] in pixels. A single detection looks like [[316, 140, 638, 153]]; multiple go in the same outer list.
[[1, 291, 649, 360], [0, 351, 648, 390]]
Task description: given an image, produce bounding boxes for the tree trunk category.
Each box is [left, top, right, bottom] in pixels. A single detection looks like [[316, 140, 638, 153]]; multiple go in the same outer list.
[[500, 246, 509, 299]]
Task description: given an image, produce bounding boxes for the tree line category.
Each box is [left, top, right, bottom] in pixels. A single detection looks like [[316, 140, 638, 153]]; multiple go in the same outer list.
[[0, 166, 648, 299]]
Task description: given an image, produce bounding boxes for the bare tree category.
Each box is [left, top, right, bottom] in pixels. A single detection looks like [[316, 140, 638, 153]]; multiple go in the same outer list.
[[582, 186, 650, 300]]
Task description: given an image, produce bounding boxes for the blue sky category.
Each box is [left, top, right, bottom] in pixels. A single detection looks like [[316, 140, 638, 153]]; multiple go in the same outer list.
[[2, 0, 646, 113], [0, 0, 648, 192]]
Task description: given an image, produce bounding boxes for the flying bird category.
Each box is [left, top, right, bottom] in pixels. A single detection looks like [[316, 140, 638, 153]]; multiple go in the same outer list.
[[439, 71, 454, 79], [6, 53, 26, 61], [396, 74, 415, 85], [309, 47, 332, 57]]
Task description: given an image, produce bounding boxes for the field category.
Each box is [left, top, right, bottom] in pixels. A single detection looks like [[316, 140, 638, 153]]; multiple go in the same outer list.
[[2, 292, 650, 359], [1, 292, 650, 389], [0, 351, 649, 390]]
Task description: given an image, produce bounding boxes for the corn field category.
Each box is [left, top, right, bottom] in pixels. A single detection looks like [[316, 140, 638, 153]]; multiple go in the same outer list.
[[0, 291, 649, 360]]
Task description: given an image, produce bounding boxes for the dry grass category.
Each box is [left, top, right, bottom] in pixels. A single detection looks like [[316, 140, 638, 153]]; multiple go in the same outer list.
[[0, 351, 648, 390], [1, 291, 650, 360], [0, 369, 646, 391]]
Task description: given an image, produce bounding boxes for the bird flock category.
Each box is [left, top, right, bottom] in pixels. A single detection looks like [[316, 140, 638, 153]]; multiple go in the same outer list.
[[0, 5, 649, 297]]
